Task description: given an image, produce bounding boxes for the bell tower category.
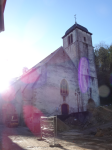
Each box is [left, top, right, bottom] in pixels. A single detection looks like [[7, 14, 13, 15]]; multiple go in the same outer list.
[[62, 23, 96, 77], [62, 23, 100, 107]]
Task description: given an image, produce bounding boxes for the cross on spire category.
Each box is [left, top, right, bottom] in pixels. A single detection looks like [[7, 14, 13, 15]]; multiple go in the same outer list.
[[74, 14, 77, 24]]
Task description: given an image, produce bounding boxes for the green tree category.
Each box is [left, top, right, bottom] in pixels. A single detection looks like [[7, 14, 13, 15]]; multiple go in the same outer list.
[[108, 45, 112, 72], [94, 43, 109, 72], [94, 43, 112, 105]]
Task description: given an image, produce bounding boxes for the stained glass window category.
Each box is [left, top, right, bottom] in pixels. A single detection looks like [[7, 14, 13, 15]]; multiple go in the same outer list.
[[60, 79, 69, 96]]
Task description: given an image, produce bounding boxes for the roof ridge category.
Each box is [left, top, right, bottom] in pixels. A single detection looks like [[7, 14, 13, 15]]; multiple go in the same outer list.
[[62, 47, 78, 72], [11, 47, 63, 83], [62, 23, 92, 38], [9, 46, 77, 85]]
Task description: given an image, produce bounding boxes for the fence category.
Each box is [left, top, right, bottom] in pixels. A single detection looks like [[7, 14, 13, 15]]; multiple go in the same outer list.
[[40, 116, 57, 145]]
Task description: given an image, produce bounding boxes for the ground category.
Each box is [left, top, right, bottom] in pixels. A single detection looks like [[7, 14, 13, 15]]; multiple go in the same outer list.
[[0, 125, 112, 150]]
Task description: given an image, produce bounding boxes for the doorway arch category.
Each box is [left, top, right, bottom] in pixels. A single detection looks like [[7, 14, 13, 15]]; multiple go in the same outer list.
[[61, 104, 69, 115]]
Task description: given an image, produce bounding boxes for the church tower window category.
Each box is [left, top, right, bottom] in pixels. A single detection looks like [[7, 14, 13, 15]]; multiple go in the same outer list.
[[71, 34, 73, 43], [68, 36, 70, 45], [84, 37, 86, 42], [68, 34, 73, 45]]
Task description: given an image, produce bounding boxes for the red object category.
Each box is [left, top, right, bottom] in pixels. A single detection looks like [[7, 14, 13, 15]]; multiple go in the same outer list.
[[3, 0, 7, 12], [0, 0, 7, 32], [0, 0, 7, 12]]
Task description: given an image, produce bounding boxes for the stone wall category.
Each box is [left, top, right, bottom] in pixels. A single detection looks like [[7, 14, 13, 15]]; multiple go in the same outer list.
[[45, 47, 79, 115]]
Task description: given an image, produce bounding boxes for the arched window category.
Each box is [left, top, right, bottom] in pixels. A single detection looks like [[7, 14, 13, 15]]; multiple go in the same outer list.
[[60, 79, 69, 96]]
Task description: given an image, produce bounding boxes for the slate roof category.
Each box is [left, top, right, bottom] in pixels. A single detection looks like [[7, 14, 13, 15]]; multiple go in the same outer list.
[[62, 23, 92, 38]]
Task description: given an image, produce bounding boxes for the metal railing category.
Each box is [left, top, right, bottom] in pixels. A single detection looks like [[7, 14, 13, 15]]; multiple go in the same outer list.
[[40, 116, 57, 145]]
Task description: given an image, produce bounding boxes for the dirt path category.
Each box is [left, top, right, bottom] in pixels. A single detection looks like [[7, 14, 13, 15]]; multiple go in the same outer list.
[[0, 125, 112, 150]]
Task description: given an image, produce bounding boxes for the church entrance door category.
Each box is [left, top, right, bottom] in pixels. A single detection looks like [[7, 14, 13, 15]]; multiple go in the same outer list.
[[61, 104, 69, 115]]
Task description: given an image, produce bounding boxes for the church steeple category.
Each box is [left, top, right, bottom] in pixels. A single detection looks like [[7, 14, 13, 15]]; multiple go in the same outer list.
[[62, 23, 92, 39], [62, 22, 99, 106], [62, 23, 93, 70]]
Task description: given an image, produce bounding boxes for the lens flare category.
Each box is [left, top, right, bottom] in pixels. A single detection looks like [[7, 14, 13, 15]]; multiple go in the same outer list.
[[1, 86, 15, 101], [2, 103, 17, 126], [99, 85, 110, 97], [21, 69, 39, 84], [23, 105, 43, 135], [78, 57, 89, 93]]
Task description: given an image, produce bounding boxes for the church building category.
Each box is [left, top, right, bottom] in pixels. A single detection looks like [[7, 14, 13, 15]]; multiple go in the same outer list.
[[0, 23, 100, 126]]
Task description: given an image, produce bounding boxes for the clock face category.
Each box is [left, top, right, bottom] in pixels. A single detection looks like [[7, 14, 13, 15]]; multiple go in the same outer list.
[[78, 57, 89, 93]]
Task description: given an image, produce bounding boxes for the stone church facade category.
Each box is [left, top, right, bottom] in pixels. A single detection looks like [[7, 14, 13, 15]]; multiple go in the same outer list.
[[0, 23, 100, 125]]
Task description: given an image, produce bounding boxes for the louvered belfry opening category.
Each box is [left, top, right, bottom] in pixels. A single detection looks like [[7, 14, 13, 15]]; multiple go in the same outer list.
[[67, 34, 73, 45]]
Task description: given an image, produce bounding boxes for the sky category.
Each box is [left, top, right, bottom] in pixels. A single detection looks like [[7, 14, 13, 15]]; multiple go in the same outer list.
[[0, 0, 112, 91]]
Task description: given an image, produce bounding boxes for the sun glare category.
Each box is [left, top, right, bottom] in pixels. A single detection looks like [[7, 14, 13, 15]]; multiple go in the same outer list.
[[0, 81, 9, 93], [0, 14, 48, 93]]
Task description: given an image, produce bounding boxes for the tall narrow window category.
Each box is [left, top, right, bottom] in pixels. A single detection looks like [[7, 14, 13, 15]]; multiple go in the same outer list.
[[60, 79, 69, 96], [71, 34, 73, 43], [68, 34, 73, 46], [68, 36, 70, 45], [84, 37, 86, 42]]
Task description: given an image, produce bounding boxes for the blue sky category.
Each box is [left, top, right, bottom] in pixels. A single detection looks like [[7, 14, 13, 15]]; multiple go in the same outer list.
[[0, 0, 112, 90]]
